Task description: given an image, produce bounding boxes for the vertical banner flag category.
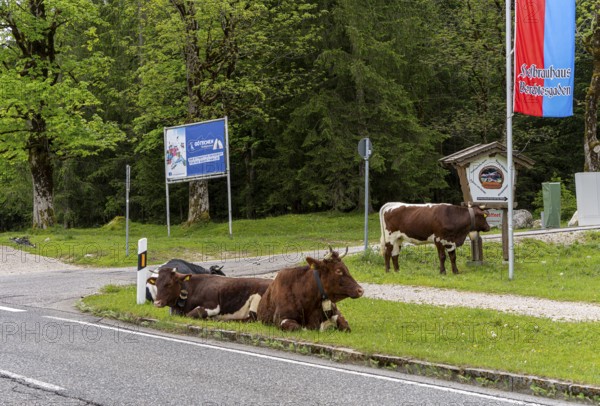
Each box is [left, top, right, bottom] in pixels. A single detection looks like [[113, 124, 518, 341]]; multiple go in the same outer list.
[[514, 0, 575, 117]]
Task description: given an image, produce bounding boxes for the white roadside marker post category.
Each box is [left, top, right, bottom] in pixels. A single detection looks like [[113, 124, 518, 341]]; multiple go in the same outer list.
[[137, 238, 148, 305]]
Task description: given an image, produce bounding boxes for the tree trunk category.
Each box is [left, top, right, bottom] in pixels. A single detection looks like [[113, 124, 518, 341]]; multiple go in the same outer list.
[[244, 134, 256, 219], [171, 0, 211, 224], [28, 136, 55, 229], [584, 9, 600, 172], [187, 179, 210, 224]]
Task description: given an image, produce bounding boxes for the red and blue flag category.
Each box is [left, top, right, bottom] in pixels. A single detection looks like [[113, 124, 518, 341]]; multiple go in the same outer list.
[[514, 0, 575, 117]]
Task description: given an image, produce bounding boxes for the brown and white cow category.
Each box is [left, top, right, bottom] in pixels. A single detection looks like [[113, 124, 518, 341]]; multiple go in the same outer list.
[[257, 247, 364, 332], [379, 203, 490, 274], [148, 268, 271, 320]]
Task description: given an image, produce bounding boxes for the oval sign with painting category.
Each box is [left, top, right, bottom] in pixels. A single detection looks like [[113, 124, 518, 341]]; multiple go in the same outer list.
[[478, 166, 504, 189]]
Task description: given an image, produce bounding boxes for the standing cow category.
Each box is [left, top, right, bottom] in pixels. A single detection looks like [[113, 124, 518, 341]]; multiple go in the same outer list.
[[257, 247, 364, 332], [379, 203, 490, 274], [149, 268, 271, 320]]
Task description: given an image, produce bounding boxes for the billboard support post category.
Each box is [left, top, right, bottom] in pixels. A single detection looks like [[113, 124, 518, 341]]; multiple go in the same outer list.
[[125, 165, 131, 256], [225, 117, 233, 237], [166, 181, 171, 237]]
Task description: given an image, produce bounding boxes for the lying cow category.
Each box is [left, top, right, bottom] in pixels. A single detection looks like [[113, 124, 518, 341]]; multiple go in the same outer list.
[[257, 247, 363, 332], [148, 268, 271, 320], [145, 258, 225, 302], [379, 203, 490, 274]]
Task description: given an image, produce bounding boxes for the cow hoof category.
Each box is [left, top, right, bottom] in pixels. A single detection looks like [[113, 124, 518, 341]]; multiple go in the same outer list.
[[280, 319, 301, 331]]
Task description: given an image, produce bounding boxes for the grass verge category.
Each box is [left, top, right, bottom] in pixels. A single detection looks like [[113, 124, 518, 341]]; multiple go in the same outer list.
[[4, 211, 599, 303], [80, 284, 600, 390], [346, 233, 600, 303], [0, 212, 382, 267]]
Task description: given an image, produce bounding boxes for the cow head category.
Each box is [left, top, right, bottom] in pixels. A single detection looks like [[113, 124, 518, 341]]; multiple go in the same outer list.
[[306, 247, 364, 303], [470, 205, 491, 233], [147, 267, 191, 308]]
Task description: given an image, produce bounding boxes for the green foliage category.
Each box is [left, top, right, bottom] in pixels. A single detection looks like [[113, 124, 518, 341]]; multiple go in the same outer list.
[[0, 0, 126, 228], [0, 0, 124, 157], [0, 162, 32, 231], [0, 0, 593, 228]]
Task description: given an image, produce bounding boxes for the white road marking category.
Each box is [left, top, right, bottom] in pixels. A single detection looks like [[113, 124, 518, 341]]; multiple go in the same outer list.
[[0, 369, 64, 392], [0, 305, 26, 312], [45, 316, 542, 405]]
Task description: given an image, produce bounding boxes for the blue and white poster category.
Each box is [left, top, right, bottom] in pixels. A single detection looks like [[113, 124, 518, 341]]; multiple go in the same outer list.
[[164, 118, 228, 182]]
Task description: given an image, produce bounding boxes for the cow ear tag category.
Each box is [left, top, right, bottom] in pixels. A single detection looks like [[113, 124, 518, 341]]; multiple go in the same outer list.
[[322, 299, 332, 312], [184, 275, 191, 282]]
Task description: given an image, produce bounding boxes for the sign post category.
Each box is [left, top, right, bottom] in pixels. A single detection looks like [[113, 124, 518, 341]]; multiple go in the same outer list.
[[358, 138, 372, 253], [137, 238, 148, 305], [125, 165, 131, 257], [164, 117, 232, 237]]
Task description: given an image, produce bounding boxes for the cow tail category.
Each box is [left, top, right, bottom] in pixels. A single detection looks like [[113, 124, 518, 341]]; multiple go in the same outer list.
[[379, 204, 387, 256]]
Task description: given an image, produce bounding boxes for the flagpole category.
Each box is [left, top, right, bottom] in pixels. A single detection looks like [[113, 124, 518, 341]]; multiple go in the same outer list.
[[506, 0, 515, 280]]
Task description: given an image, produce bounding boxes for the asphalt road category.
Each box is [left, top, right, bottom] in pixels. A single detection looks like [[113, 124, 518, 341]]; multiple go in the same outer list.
[[0, 260, 571, 405]]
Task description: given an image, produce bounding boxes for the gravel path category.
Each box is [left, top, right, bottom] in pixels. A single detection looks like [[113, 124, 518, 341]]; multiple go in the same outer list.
[[0, 245, 78, 274], [3, 228, 600, 322], [361, 283, 600, 322]]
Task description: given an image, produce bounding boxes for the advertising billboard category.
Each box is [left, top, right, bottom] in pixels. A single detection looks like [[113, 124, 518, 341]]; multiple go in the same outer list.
[[163, 117, 232, 237], [164, 118, 227, 183]]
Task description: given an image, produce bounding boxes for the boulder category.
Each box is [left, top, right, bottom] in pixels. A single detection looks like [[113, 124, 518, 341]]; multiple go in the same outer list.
[[513, 209, 533, 229], [568, 210, 578, 227]]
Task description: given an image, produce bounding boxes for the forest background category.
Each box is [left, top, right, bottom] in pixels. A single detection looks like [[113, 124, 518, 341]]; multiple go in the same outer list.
[[0, 0, 598, 231]]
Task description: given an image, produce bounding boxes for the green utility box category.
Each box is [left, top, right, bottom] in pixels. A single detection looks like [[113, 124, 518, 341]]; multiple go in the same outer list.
[[542, 182, 561, 228]]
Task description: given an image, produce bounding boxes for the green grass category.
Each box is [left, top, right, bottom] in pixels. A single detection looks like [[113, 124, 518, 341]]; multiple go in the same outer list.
[[345, 232, 600, 303], [80, 284, 600, 387], [3, 212, 600, 304], [0, 212, 383, 267]]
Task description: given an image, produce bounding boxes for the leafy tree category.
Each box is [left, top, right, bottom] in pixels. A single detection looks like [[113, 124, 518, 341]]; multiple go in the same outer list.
[[135, 0, 322, 222], [0, 0, 124, 228], [265, 0, 446, 213], [430, 0, 507, 150]]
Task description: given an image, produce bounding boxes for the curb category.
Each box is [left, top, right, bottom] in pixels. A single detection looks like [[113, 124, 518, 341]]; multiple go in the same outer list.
[[139, 317, 600, 404]]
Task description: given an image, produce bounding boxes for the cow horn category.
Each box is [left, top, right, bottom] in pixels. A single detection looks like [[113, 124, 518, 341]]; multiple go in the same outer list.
[[323, 245, 334, 260], [149, 269, 159, 275], [339, 246, 349, 259], [479, 204, 486, 210], [171, 267, 177, 274]]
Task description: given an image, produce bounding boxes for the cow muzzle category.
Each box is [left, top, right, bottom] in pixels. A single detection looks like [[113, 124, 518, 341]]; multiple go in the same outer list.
[[154, 300, 166, 308], [353, 287, 364, 298]]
